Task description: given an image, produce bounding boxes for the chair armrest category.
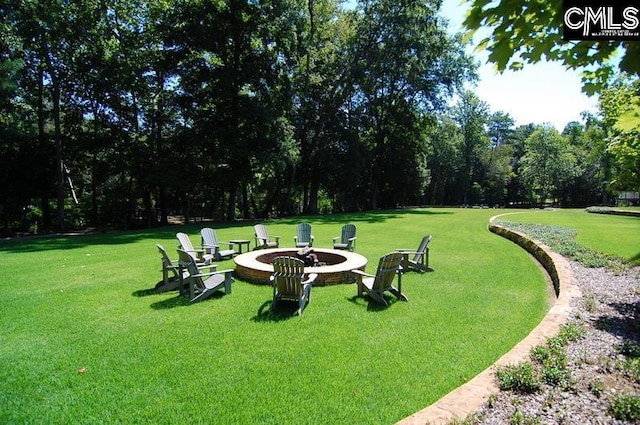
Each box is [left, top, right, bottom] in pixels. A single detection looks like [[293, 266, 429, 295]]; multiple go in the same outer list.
[[332, 236, 340, 242], [395, 249, 419, 254], [302, 273, 318, 285], [192, 269, 233, 278], [351, 269, 374, 278], [348, 237, 357, 241]]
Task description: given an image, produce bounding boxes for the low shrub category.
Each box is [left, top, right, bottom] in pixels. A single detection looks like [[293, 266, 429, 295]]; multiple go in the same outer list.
[[495, 362, 541, 393], [588, 379, 605, 398], [610, 393, 640, 421]]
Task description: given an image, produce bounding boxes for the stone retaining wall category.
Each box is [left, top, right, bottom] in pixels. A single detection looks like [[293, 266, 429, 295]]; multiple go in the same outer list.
[[396, 214, 581, 425]]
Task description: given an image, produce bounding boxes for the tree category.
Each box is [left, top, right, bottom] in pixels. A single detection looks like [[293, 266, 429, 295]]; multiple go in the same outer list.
[[504, 123, 536, 206], [599, 77, 640, 191], [425, 116, 461, 205], [462, 0, 640, 95], [450, 90, 490, 204], [292, 0, 353, 214], [351, 0, 474, 208], [520, 125, 578, 206]]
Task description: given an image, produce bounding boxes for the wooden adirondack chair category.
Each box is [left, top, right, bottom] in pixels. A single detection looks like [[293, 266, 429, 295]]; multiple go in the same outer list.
[[200, 227, 235, 260], [254, 224, 280, 249], [396, 235, 432, 272], [270, 256, 317, 315], [294, 223, 314, 248], [352, 252, 406, 306], [176, 232, 214, 264], [333, 224, 357, 251], [156, 244, 188, 293], [178, 250, 233, 303]]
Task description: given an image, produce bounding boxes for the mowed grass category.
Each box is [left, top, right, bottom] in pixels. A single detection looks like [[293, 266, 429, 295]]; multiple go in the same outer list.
[[500, 209, 640, 266], [1, 208, 552, 424]]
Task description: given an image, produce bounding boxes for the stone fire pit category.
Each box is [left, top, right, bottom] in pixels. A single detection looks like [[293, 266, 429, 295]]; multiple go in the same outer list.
[[233, 248, 368, 286]]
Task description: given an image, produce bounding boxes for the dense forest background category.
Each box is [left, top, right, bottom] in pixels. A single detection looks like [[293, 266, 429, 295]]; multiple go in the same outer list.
[[1, 0, 638, 235]]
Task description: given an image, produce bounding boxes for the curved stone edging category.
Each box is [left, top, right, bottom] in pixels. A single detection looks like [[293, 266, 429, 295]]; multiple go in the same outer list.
[[586, 208, 640, 218], [396, 213, 582, 425]]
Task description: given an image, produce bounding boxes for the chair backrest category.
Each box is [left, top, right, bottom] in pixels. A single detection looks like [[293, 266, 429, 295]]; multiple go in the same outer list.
[[340, 224, 356, 243], [412, 235, 432, 262], [296, 223, 312, 243], [272, 256, 305, 298], [177, 249, 203, 290], [157, 244, 173, 267], [254, 224, 270, 243], [371, 252, 403, 291], [200, 227, 219, 247], [176, 232, 196, 252]]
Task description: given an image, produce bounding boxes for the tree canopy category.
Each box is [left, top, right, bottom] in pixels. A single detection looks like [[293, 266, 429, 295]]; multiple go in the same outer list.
[[0, 0, 635, 235], [462, 0, 640, 95]]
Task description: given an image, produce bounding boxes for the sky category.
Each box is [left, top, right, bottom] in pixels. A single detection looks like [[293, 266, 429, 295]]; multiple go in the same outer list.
[[440, 0, 599, 130]]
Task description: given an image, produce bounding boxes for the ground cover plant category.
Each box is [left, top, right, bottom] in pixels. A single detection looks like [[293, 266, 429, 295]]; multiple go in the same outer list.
[[496, 209, 640, 267], [1, 208, 554, 423]]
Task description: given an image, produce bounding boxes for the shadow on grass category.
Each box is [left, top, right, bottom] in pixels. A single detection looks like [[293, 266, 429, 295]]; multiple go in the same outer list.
[[132, 280, 175, 297], [275, 208, 453, 226], [149, 295, 191, 309], [251, 301, 301, 322], [0, 225, 184, 253], [0, 208, 454, 254], [132, 287, 158, 297], [629, 252, 640, 267], [346, 295, 396, 311], [148, 290, 227, 309]]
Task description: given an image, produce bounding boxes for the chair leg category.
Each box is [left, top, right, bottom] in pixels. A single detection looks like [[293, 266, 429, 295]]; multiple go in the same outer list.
[[388, 287, 408, 302], [369, 291, 388, 306], [224, 274, 233, 294]]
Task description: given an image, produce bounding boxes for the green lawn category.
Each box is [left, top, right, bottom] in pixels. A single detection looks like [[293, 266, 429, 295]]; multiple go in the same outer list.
[[1, 208, 554, 424], [499, 209, 640, 266]]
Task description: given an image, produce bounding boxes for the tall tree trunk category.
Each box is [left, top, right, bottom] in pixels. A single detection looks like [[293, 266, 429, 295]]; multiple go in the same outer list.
[[307, 164, 319, 215], [242, 183, 250, 219], [37, 66, 52, 231], [227, 183, 237, 221], [42, 36, 65, 230]]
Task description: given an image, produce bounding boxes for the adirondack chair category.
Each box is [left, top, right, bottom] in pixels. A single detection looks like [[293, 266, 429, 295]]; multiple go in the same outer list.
[[396, 235, 432, 272], [351, 252, 407, 306], [178, 250, 233, 303], [270, 256, 317, 315], [176, 232, 214, 264], [156, 244, 187, 293], [332, 224, 357, 251], [294, 223, 314, 248], [254, 224, 280, 249], [200, 227, 236, 260]]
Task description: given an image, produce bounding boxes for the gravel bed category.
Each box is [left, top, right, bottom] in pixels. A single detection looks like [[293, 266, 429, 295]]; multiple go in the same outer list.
[[472, 262, 640, 424]]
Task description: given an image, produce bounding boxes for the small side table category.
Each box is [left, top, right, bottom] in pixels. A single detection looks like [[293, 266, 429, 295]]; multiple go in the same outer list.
[[229, 239, 251, 255]]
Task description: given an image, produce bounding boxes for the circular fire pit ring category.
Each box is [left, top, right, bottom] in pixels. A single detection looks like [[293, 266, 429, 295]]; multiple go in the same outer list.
[[233, 248, 368, 286]]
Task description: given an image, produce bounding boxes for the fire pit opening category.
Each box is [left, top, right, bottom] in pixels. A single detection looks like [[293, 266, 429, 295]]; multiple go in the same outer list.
[[256, 249, 347, 267]]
